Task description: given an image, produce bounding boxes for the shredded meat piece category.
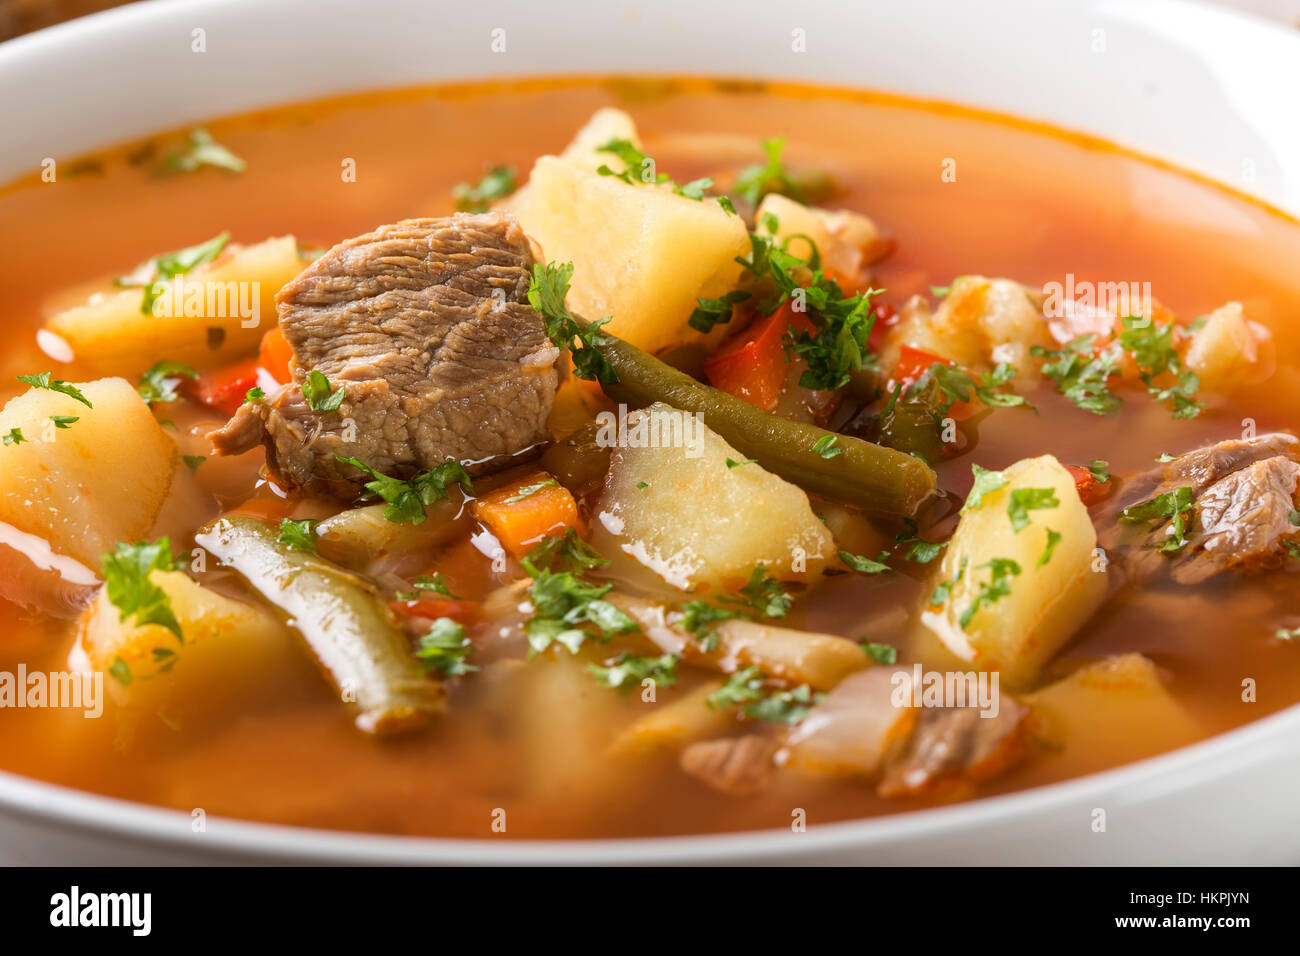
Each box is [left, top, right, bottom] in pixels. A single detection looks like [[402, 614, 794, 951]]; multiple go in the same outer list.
[[680, 735, 779, 796], [878, 697, 1031, 798]]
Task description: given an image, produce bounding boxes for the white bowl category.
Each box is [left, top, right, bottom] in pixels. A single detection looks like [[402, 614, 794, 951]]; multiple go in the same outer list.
[[2, 0, 1298, 864]]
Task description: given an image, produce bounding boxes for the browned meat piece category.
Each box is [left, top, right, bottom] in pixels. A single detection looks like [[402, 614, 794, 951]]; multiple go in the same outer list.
[[1097, 433, 1300, 583], [208, 213, 559, 495], [680, 735, 779, 796], [878, 697, 1031, 798]]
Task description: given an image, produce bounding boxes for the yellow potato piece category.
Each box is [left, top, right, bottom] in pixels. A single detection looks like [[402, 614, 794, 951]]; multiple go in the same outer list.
[[515, 157, 749, 355], [921, 454, 1107, 689], [46, 235, 303, 378], [0, 377, 176, 570]]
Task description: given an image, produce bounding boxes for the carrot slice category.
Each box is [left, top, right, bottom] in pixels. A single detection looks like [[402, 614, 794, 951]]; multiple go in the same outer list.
[[471, 471, 583, 560], [1064, 464, 1110, 506], [258, 327, 294, 383], [705, 304, 815, 412], [186, 357, 260, 415]]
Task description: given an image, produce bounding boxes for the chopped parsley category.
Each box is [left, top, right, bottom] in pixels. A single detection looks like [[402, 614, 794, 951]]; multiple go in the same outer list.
[[301, 369, 345, 411], [100, 538, 185, 641], [116, 232, 230, 316], [812, 434, 843, 458], [523, 529, 606, 574], [3, 428, 25, 446], [48, 415, 78, 429], [588, 653, 679, 690], [860, 641, 898, 664], [924, 361, 1033, 414], [896, 519, 947, 564], [244, 386, 265, 404], [960, 558, 1021, 629], [688, 289, 751, 334], [276, 517, 318, 553], [680, 600, 743, 652], [1038, 528, 1063, 567], [527, 261, 619, 383], [1089, 459, 1111, 483], [523, 567, 637, 656], [725, 457, 757, 469], [733, 137, 804, 206], [164, 128, 246, 174], [398, 572, 461, 600], [1118, 315, 1204, 419], [1031, 335, 1123, 416], [708, 666, 819, 723], [108, 657, 133, 687], [929, 556, 968, 606], [333, 455, 473, 525], [595, 138, 714, 202], [1120, 486, 1195, 552], [729, 563, 793, 618], [16, 373, 92, 408], [505, 478, 558, 503], [1006, 486, 1060, 532], [963, 464, 1008, 512], [453, 165, 518, 212], [183, 455, 206, 471], [415, 617, 476, 676], [136, 360, 198, 407], [929, 285, 951, 298], [839, 549, 892, 575]]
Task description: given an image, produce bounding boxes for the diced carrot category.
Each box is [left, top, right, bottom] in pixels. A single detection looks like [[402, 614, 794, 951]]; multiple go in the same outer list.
[[186, 357, 261, 416], [389, 598, 481, 626], [471, 471, 583, 560], [866, 301, 899, 352], [1065, 464, 1109, 506], [705, 304, 815, 412], [258, 327, 294, 383]]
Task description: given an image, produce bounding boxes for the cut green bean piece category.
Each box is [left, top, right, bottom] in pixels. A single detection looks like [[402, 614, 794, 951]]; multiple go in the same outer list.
[[195, 515, 443, 734], [585, 325, 936, 516]]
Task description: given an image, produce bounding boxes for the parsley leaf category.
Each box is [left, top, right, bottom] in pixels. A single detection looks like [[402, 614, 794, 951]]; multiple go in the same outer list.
[[301, 369, 345, 411], [401, 572, 461, 600], [48, 415, 78, 430], [522, 529, 607, 574], [415, 617, 477, 676], [929, 556, 968, 606], [860, 641, 897, 664], [527, 261, 619, 383], [101, 538, 185, 641], [734, 137, 804, 206], [839, 549, 892, 575], [680, 600, 743, 652], [244, 386, 265, 404], [505, 478, 558, 503], [136, 360, 198, 407], [812, 434, 843, 459], [731, 563, 792, 618], [1006, 486, 1060, 532], [3, 428, 25, 446], [452, 165, 517, 212], [277, 518, 318, 554], [119, 233, 230, 316], [16, 372, 93, 408], [725, 457, 756, 469], [1120, 486, 1195, 552], [595, 139, 712, 201], [333, 455, 473, 525], [588, 653, 678, 690], [1032, 335, 1123, 415], [963, 464, 1008, 512], [1089, 459, 1111, 483], [523, 568, 637, 655], [164, 128, 246, 174], [1038, 528, 1063, 567], [959, 558, 1021, 628], [896, 519, 947, 564], [1117, 315, 1204, 419], [688, 289, 751, 334]]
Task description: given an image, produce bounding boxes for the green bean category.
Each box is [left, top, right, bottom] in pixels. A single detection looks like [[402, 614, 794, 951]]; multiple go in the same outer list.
[[584, 326, 937, 516], [195, 515, 443, 734]]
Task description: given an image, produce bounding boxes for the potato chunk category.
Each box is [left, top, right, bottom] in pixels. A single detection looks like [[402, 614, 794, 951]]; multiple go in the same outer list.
[[77, 569, 298, 721], [513, 157, 750, 354], [1184, 301, 1273, 391], [595, 403, 832, 591], [1025, 653, 1203, 766], [0, 377, 176, 569], [45, 235, 302, 378], [755, 193, 888, 280], [921, 455, 1107, 689], [558, 107, 642, 173]]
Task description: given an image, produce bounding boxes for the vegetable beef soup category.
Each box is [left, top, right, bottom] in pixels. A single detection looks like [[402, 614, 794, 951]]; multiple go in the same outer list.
[[1, 77, 1298, 839]]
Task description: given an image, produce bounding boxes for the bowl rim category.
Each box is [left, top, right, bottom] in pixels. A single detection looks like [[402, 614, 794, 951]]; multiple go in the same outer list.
[[4, 0, 1300, 863]]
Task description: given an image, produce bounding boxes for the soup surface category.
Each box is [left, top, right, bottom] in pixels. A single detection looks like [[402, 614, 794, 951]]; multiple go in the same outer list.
[[1, 76, 1299, 839]]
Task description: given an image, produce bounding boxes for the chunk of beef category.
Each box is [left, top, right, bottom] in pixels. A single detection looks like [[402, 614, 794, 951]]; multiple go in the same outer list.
[[680, 734, 779, 796], [1097, 433, 1300, 583], [208, 213, 559, 495], [877, 698, 1030, 798]]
